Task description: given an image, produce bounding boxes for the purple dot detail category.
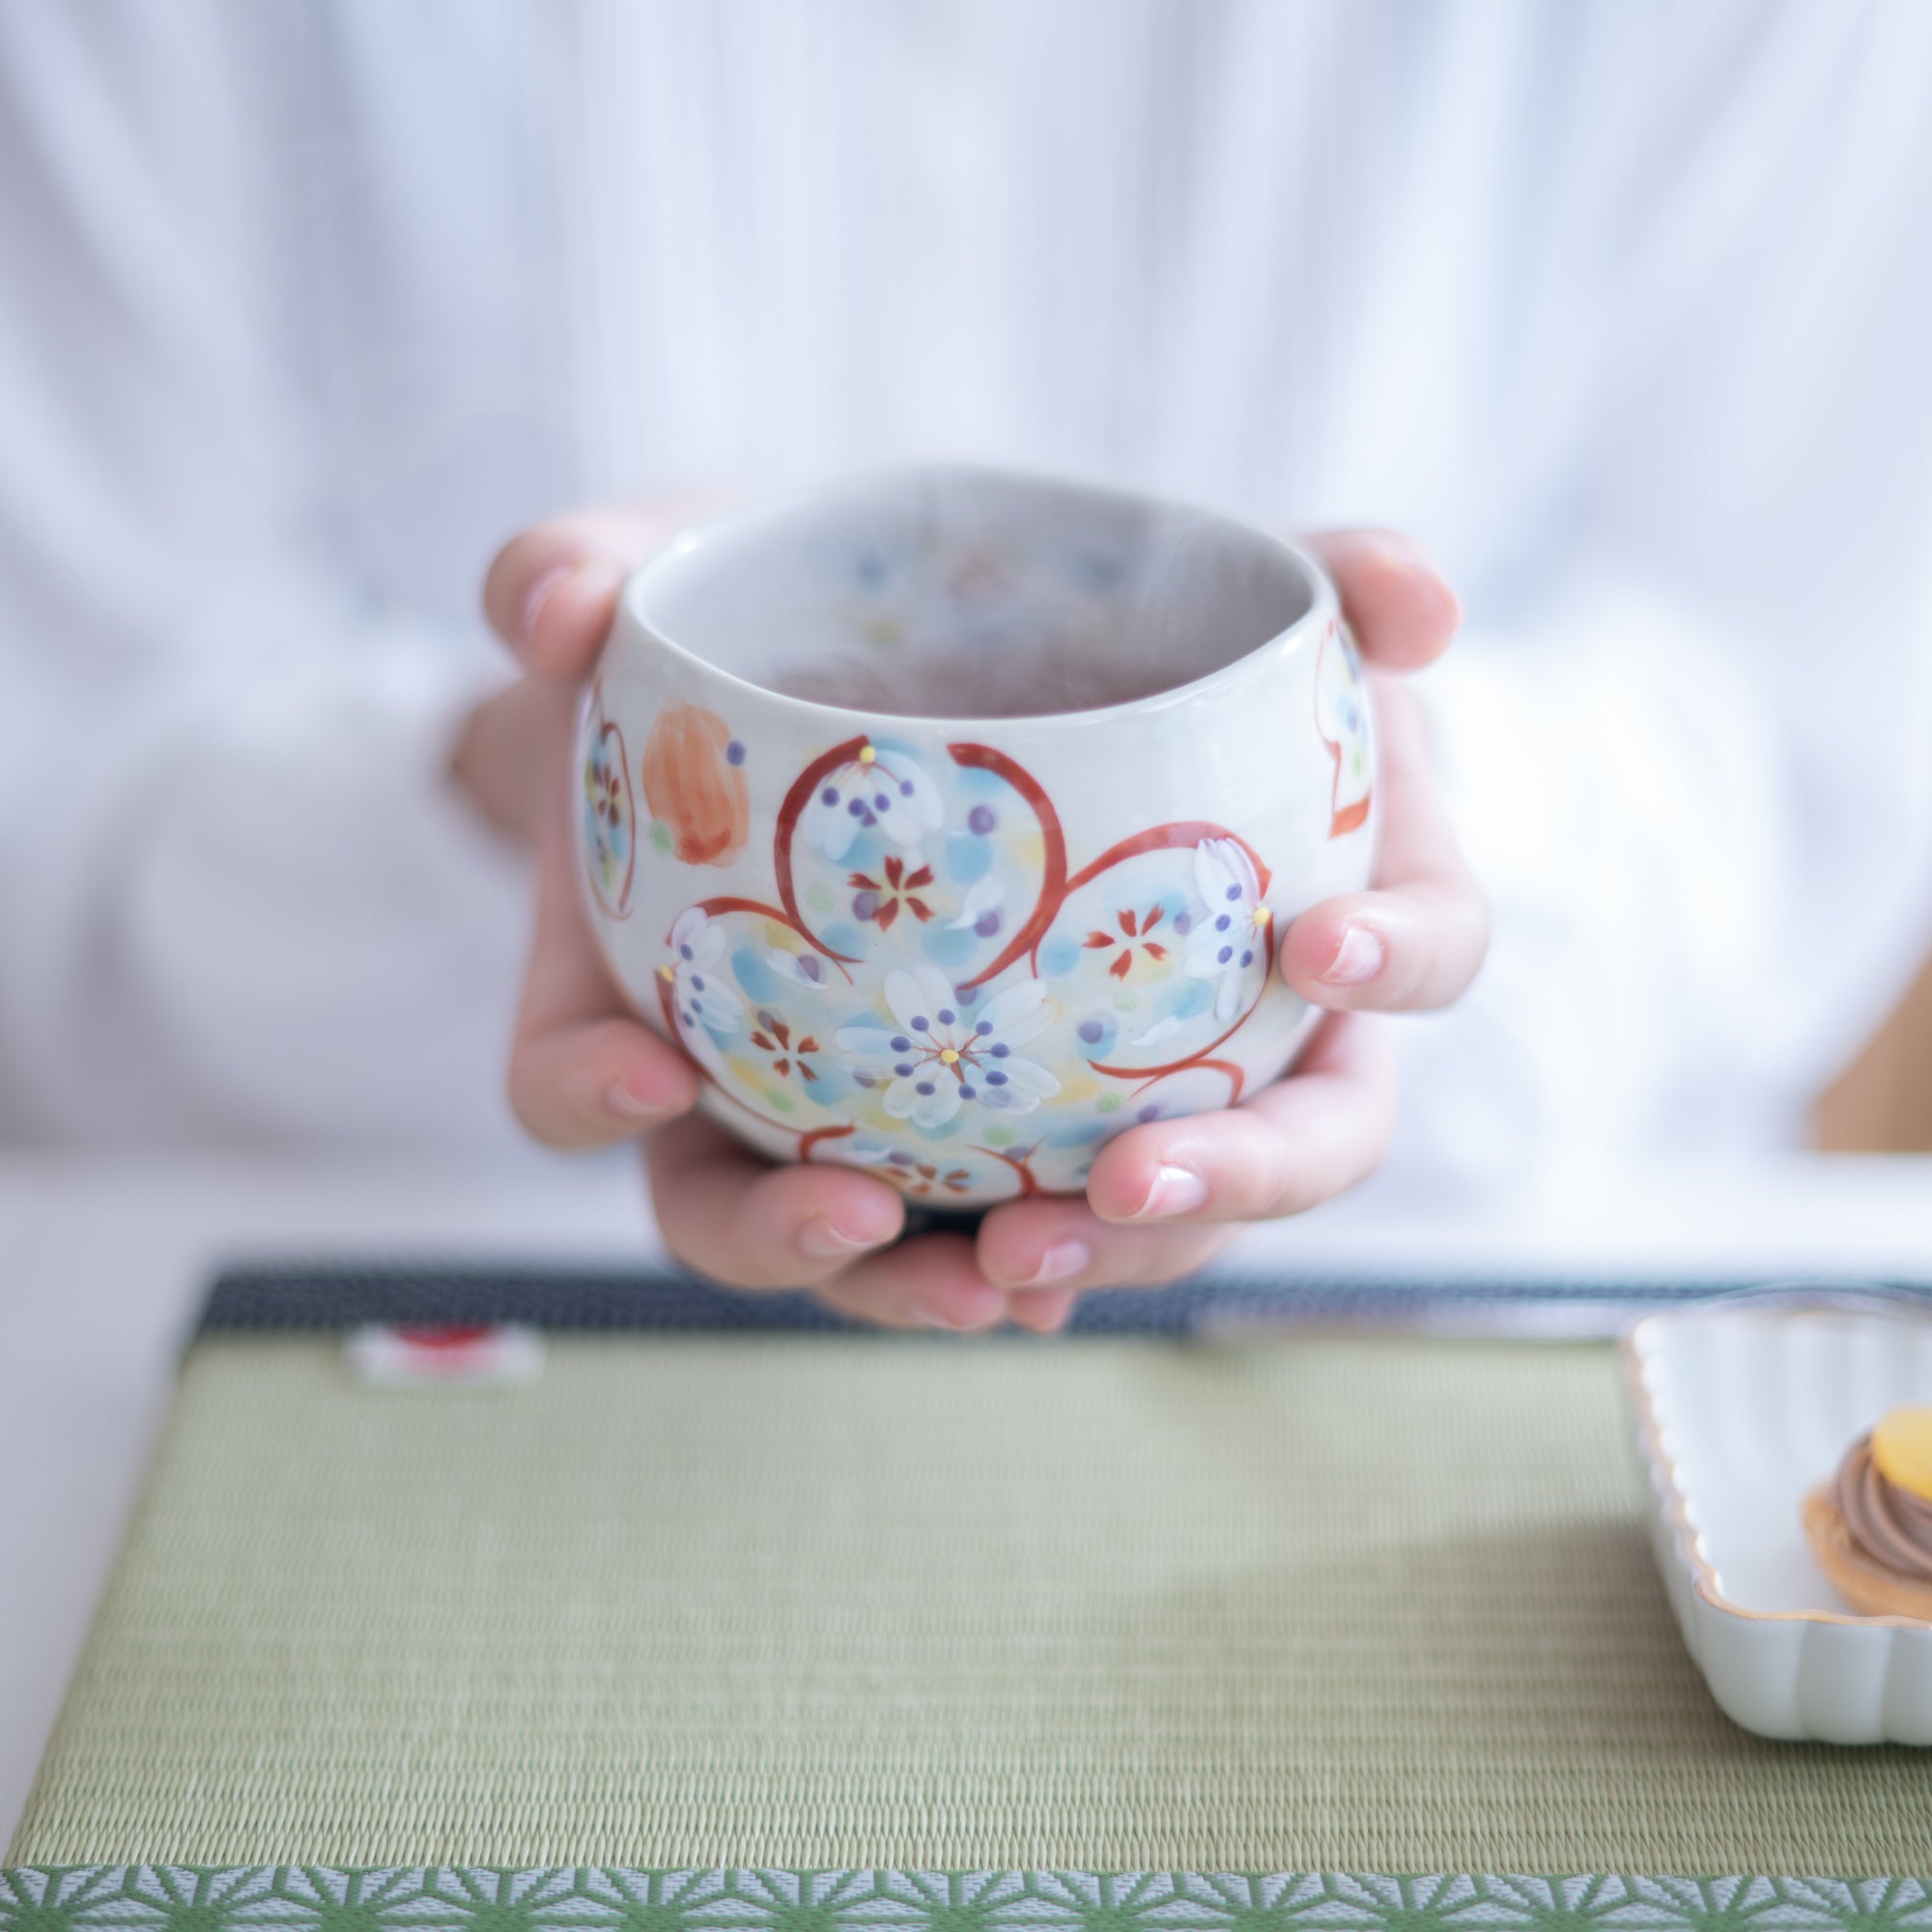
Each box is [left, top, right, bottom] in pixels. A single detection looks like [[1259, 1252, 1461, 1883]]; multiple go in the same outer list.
[[891, 1036, 911, 1052], [680, 944, 694, 960], [992, 1041, 1010, 1058], [895, 1063, 914, 1077], [821, 786, 839, 807], [975, 1020, 993, 1037], [1215, 914, 1232, 931], [916, 1081, 936, 1096], [937, 1008, 955, 1026], [986, 1070, 1008, 1087], [968, 805, 996, 835], [875, 794, 890, 810], [847, 798, 867, 817], [911, 1016, 929, 1032], [1226, 885, 1242, 901], [958, 1085, 976, 1100], [757, 1009, 778, 1030], [1137, 1102, 1163, 1123], [798, 956, 822, 981], [1239, 951, 1254, 967], [691, 976, 705, 991], [726, 740, 746, 765], [853, 892, 880, 921], [1077, 1019, 1104, 1044], [900, 781, 915, 798], [889, 1151, 915, 1167], [1175, 912, 1193, 935], [1217, 946, 1234, 964], [975, 911, 1002, 938]]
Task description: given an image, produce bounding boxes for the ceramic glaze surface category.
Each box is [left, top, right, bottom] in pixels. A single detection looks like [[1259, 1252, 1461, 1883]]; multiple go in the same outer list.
[[577, 470, 1377, 1205]]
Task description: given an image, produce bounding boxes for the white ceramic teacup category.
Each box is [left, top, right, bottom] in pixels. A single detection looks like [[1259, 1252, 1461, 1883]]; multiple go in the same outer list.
[[577, 467, 1376, 1207]]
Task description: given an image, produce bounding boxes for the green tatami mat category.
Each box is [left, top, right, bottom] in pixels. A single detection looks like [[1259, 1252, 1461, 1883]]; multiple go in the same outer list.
[[13, 1333, 1932, 1871]]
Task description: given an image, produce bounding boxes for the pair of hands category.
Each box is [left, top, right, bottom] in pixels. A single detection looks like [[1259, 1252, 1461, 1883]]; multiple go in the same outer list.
[[457, 501, 1487, 1332]]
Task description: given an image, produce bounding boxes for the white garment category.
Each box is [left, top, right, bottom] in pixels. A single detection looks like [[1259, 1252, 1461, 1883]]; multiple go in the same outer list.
[[2, 1, 1929, 1183]]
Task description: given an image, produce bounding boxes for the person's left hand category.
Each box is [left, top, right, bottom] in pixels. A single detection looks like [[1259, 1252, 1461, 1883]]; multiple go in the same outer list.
[[465, 515, 1486, 1333]]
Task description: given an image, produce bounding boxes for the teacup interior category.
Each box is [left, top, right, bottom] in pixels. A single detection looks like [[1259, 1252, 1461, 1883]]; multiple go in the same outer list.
[[631, 469, 1314, 720]]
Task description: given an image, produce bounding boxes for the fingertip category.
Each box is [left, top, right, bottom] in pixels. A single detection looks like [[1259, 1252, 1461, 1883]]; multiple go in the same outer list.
[[792, 1166, 908, 1253], [1311, 528, 1462, 669], [1082, 1130, 1168, 1224], [1007, 1289, 1078, 1334], [522, 557, 627, 682], [1278, 898, 1388, 1005]]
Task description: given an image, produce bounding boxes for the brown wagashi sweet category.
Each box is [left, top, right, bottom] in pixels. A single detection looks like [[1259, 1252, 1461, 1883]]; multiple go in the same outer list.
[[1802, 1406, 1932, 1620]]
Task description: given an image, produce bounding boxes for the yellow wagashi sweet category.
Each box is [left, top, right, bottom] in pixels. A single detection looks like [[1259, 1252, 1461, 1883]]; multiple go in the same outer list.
[[1870, 1406, 1932, 1504]]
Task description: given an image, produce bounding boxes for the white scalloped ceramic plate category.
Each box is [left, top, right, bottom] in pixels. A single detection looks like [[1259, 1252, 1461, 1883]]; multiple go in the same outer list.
[[1620, 1300, 1932, 1743]]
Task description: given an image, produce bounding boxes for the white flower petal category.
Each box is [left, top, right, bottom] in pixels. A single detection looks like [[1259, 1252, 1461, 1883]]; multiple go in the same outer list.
[[670, 906, 709, 952], [886, 963, 956, 1034], [910, 1079, 963, 1129], [1214, 971, 1245, 1023], [914, 961, 956, 1018], [694, 982, 743, 1035], [834, 1024, 898, 1056], [1192, 839, 1236, 905], [1130, 1015, 1184, 1048], [804, 789, 861, 862], [997, 1055, 1060, 1101], [822, 1140, 895, 1166], [880, 753, 946, 834], [1183, 936, 1224, 978], [883, 1072, 960, 1129], [980, 978, 1054, 1043], [882, 968, 926, 1031], [767, 950, 831, 991], [947, 875, 1003, 930]]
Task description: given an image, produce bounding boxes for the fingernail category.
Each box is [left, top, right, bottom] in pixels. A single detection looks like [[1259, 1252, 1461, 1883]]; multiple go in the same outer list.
[[796, 1217, 880, 1263], [604, 1080, 669, 1122], [520, 564, 576, 645], [1322, 924, 1385, 986], [1135, 1165, 1209, 1221], [1018, 1237, 1092, 1288]]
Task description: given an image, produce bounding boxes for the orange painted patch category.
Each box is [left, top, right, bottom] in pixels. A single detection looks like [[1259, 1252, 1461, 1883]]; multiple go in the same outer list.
[[640, 704, 751, 866]]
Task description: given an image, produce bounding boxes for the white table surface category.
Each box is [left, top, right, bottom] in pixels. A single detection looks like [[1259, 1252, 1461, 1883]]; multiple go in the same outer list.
[[3, 1148, 1928, 1847]]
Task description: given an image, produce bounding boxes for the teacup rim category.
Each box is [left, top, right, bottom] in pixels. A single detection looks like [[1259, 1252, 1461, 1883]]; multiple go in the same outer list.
[[617, 462, 1340, 734]]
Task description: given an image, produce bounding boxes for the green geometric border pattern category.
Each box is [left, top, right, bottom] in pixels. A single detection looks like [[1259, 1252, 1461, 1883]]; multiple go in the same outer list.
[[5, 1869, 1932, 1932]]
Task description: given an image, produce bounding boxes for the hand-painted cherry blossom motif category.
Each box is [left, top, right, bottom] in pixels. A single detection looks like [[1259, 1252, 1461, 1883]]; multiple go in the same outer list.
[[802, 742, 944, 862], [1082, 902, 1172, 980], [849, 854, 934, 931], [836, 965, 1059, 1132], [747, 1009, 819, 1083], [881, 1149, 976, 1198], [947, 875, 1004, 937], [1315, 621, 1374, 838], [765, 948, 835, 992], [582, 705, 635, 918], [1183, 838, 1271, 1021], [658, 908, 744, 1060]]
